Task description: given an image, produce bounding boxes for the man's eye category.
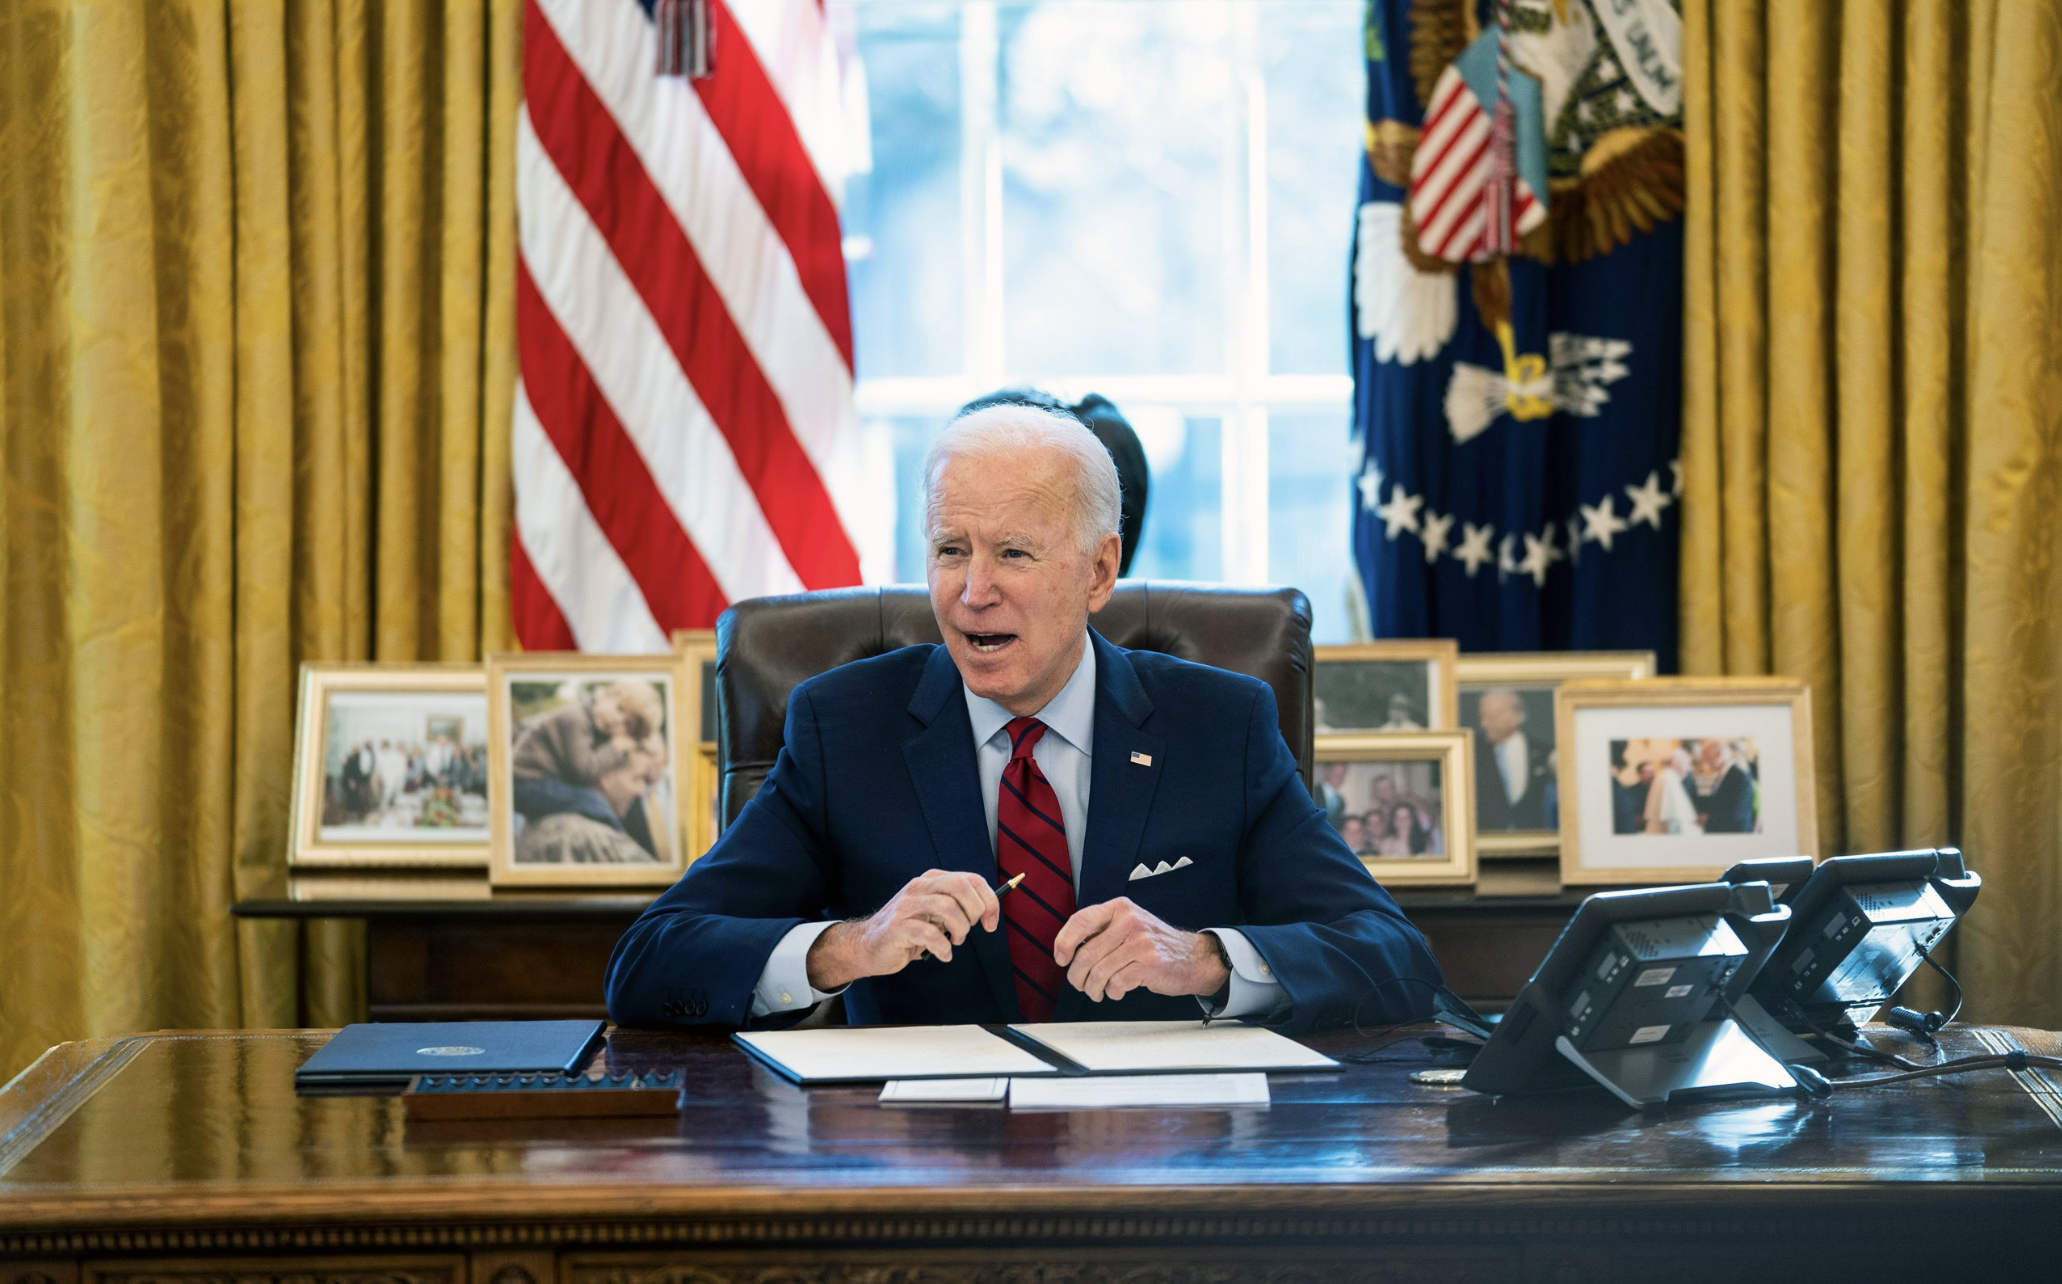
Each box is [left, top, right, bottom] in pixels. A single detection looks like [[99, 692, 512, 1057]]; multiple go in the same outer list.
[[934, 544, 964, 558], [1001, 548, 1028, 559]]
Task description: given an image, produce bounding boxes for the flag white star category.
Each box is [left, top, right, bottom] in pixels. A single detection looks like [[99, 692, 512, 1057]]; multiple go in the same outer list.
[[1497, 532, 1520, 579], [1580, 494, 1631, 551], [1376, 485, 1424, 539], [1670, 459, 1684, 496], [1518, 526, 1559, 588], [1420, 509, 1455, 562], [1357, 457, 1384, 512], [1454, 522, 1496, 577], [1625, 471, 1672, 528]]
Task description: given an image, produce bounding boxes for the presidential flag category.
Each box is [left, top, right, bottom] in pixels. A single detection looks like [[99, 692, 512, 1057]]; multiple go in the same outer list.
[[513, 0, 870, 653], [1350, 0, 1685, 666]]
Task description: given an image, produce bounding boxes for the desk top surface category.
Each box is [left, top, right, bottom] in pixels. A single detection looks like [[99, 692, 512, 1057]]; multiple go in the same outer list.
[[4, 1024, 2062, 1236]]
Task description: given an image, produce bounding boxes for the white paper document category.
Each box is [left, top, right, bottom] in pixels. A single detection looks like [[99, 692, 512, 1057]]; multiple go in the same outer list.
[[735, 1024, 1059, 1084], [879, 1077, 1009, 1104], [1006, 1020, 1338, 1074], [1007, 1072, 1270, 1110]]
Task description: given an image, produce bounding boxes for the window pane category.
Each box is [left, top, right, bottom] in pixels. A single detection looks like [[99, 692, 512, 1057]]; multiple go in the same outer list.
[[998, 1, 1231, 377], [1267, 410, 1358, 643], [1264, 1, 1363, 375], [850, 5, 962, 379], [881, 415, 946, 583], [1127, 411, 1223, 582]]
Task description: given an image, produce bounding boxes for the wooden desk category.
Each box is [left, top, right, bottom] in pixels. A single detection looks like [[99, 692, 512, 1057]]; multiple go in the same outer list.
[[5, 1024, 2061, 1280], [232, 886, 1587, 1020]]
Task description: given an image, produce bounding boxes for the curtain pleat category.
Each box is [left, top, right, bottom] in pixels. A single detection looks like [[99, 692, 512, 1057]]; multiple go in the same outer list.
[[0, 0, 519, 1079], [1683, 0, 2062, 1026]]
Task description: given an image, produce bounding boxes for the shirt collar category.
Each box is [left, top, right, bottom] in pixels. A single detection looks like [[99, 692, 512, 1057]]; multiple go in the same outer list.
[[963, 633, 1097, 756]]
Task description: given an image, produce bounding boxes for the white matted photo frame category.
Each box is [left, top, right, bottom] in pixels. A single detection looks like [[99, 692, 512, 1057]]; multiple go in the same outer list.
[[1313, 640, 1460, 733], [672, 627, 722, 857], [287, 664, 493, 869], [487, 652, 697, 888], [1314, 732, 1476, 887], [1556, 677, 1818, 886], [1454, 650, 1657, 860]]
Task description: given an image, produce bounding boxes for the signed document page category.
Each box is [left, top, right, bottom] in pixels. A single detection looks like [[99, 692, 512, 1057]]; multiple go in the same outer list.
[[1006, 1020, 1338, 1074], [735, 1024, 1058, 1084]]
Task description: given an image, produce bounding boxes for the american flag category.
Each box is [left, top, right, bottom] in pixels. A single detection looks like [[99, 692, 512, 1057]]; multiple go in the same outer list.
[[513, 0, 867, 652]]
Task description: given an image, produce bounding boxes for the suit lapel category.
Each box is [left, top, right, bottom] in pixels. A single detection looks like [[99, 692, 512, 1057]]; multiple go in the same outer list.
[[903, 644, 1022, 1023], [1061, 633, 1164, 1021]]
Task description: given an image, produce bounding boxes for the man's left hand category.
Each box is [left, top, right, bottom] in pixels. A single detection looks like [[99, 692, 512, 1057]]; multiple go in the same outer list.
[[1052, 897, 1231, 1002]]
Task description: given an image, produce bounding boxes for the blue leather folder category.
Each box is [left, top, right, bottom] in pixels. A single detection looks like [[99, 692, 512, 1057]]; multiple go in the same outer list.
[[294, 1019, 606, 1095]]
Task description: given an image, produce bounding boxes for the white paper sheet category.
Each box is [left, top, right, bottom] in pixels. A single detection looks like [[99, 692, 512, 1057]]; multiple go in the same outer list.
[[736, 1024, 1058, 1083], [1006, 1020, 1338, 1074], [879, 1077, 1009, 1104], [1007, 1072, 1270, 1110]]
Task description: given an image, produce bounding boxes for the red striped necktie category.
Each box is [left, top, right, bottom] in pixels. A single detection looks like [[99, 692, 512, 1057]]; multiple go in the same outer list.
[[996, 716, 1075, 1022]]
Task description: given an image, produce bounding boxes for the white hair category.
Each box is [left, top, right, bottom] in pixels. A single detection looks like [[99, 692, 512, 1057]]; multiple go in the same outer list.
[[921, 403, 1122, 555]]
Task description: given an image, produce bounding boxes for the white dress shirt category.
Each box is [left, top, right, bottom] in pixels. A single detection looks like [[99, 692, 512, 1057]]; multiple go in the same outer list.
[[1495, 733, 1530, 806], [750, 637, 1286, 1020]]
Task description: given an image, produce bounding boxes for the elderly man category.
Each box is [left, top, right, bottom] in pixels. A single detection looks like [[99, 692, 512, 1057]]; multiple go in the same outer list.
[[1472, 688, 1555, 832], [605, 405, 1443, 1033]]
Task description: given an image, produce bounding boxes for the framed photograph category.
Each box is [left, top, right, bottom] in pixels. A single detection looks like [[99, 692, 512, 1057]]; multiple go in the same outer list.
[[1313, 640, 1460, 732], [1314, 732, 1476, 887], [486, 653, 697, 888], [1556, 677, 1818, 886], [287, 664, 492, 868], [1455, 651, 1657, 859], [672, 627, 723, 854]]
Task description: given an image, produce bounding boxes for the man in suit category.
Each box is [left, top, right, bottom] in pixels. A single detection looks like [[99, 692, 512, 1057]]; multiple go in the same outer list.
[[1472, 689, 1554, 831], [605, 405, 1443, 1035], [1690, 738, 1757, 834]]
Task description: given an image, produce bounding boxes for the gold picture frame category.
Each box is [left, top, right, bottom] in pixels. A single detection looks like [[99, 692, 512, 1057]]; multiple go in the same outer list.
[[1556, 677, 1818, 887], [672, 627, 722, 856], [287, 663, 493, 868], [486, 651, 697, 888], [1455, 650, 1657, 859], [1314, 731, 1476, 887], [1313, 640, 1460, 732]]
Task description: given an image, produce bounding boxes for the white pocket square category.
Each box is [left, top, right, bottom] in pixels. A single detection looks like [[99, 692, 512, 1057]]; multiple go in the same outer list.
[[1127, 856, 1194, 882]]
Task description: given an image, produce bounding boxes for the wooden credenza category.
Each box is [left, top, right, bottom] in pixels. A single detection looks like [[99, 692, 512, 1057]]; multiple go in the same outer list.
[[4, 1025, 2062, 1279], [233, 884, 1589, 1022]]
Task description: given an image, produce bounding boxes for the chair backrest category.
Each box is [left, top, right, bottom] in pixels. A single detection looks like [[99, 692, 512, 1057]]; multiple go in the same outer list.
[[714, 582, 1315, 829]]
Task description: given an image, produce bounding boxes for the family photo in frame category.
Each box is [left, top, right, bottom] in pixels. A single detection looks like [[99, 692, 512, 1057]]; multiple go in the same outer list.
[[1313, 640, 1459, 733], [1314, 731, 1475, 886], [1555, 677, 1818, 886], [287, 664, 493, 869], [487, 653, 695, 888]]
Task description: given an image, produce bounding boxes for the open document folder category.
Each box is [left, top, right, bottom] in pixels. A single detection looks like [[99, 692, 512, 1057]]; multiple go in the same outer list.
[[735, 1019, 1335, 1085]]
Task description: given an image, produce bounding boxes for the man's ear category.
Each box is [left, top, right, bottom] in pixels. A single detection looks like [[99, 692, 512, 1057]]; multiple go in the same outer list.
[[1084, 531, 1122, 612]]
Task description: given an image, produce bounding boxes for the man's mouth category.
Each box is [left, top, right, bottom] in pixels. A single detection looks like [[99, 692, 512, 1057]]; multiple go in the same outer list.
[[964, 632, 1017, 654]]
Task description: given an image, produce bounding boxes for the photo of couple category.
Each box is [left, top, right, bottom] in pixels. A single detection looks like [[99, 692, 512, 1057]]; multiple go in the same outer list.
[[318, 692, 489, 842], [1609, 737, 1761, 837], [506, 677, 677, 867], [1317, 759, 1446, 858]]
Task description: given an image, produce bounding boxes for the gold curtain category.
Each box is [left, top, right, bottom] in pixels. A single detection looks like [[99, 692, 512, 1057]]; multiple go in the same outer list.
[[1683, 0, 2062, 1025], [0, 0, 521, 1081]]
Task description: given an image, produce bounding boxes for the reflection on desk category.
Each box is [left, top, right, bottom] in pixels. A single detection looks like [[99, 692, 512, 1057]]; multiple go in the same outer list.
[[3, 1023, 2061, 1279]]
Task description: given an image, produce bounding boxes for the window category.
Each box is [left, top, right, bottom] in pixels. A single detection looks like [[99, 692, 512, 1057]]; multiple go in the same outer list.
[[843, 0, 1364, 643]]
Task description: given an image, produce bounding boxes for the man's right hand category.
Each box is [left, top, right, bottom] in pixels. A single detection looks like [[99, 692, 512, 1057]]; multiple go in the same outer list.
[[805, 869, 1000, 992]]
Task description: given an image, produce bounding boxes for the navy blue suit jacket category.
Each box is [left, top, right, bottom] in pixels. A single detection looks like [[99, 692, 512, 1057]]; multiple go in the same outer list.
[[605, 631, 1444, 1034]]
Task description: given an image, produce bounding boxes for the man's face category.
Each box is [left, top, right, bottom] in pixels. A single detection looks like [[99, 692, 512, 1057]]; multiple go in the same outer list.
[[1371, 776, 1398, 805], [1323, 762, 1349, 788], [1698, 739, 1727, 773], [927, 448, 1121, 716], [1478, 689, 1525, 742]]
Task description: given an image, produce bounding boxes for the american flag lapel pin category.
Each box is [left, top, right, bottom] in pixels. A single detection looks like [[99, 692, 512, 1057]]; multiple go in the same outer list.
[[1130, 751, 1152, 767]]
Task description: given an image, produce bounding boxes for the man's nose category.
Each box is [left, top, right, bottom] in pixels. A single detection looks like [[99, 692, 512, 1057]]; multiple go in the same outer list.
[[961, 554, 1003, 607]]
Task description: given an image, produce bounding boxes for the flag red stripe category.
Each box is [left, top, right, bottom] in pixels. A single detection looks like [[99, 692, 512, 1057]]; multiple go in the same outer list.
[[518, 261, 731, 632], [510, 529, 579, 651], [1417, 138, 1492, 250], [524, 3, 861, 590], [698, 0, 855, 372]]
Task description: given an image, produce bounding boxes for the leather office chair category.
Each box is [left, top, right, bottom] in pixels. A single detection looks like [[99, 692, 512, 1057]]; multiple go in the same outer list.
[[713, 582, 1315, 831]]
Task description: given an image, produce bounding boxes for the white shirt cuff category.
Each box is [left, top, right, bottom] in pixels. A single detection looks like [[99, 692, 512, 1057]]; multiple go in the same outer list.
[[750, 920, 848, 1018], [1197, 928, 1287, 1020]]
